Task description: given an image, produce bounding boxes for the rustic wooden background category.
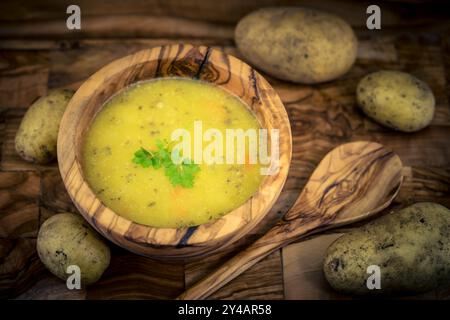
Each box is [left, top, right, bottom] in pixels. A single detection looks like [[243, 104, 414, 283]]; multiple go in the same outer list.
[[1, 0, 450, 299]]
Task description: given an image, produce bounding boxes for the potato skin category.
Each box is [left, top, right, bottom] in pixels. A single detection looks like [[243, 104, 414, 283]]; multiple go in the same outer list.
[[15, 89, 74, 164], [235, 7, 358, 84], [323, 203, 450, 295], [37, 213, 110, 286], [356, 71, 435, 132]]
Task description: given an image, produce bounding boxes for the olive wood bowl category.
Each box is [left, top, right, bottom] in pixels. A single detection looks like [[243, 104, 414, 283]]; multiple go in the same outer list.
[[57, 44, 292, 260]]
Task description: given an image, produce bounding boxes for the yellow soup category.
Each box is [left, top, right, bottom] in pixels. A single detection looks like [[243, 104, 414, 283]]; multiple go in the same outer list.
[[83, 78, 263, 228]]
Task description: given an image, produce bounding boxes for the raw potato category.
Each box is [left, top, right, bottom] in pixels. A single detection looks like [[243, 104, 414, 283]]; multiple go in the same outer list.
[[15, 89, 74, 164], [323, 203, 450, 295], [37, 213, 110, 286], [235, 7, 358, 84], [356, 71, 435, 132]]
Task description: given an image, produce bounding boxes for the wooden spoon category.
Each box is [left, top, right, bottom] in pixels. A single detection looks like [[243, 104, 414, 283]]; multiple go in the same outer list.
[[178, 141, 403, 300]]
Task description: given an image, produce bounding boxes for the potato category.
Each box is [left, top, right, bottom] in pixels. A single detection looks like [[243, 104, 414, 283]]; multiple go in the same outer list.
[[235, 7, 358, 84], [37, 213, 110, 286], [356, 71, 435, 132], [323, 202, 450, 295], [15, 89, 74, 164]]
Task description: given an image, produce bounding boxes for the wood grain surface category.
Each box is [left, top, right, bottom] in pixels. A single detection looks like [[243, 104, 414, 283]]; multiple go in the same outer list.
[[1, 1, 450, 299]]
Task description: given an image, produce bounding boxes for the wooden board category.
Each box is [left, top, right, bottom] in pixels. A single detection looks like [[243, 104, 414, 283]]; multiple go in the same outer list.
[[283, 232, 450, 300], [1, 3, 450, 299]]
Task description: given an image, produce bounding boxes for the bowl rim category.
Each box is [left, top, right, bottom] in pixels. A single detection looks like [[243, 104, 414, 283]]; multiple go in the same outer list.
[[57, 43, 292, 255]]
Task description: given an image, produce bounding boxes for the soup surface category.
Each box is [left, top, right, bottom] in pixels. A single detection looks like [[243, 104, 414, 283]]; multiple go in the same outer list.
[[83, 78, 263, 228]]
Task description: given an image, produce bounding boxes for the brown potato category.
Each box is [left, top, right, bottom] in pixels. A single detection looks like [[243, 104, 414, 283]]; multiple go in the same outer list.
[[324, 202, 450, 295], [37, 213, 110, 286], [356, 71, 435, 132], [15, 89, 74, 164], [235, 7, 358, 84]]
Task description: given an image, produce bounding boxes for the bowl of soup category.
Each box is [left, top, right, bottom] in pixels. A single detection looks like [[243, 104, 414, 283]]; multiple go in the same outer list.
[[58, 44, 292, 260]]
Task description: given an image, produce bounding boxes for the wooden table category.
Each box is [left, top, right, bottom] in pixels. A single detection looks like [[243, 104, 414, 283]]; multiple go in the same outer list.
[[1, 1, 450, 299]]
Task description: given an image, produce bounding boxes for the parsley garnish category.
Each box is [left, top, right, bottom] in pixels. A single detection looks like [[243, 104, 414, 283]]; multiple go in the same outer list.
[[132, 140, 200, 188]]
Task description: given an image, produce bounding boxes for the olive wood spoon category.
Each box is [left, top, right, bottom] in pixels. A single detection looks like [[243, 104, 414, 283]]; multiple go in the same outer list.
[[178, 141, 403, 300]]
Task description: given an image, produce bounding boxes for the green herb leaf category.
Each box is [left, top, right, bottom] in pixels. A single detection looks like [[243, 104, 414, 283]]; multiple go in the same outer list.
[[132, 148, 153, 168], [132, 140, 200, 188]]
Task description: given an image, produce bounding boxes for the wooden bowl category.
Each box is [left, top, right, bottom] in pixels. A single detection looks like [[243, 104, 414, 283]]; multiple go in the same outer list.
[[57, 44, 292, 260]]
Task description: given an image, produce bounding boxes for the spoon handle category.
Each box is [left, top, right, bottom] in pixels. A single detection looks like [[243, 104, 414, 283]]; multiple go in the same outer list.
[[177, 214, 316, 300]]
